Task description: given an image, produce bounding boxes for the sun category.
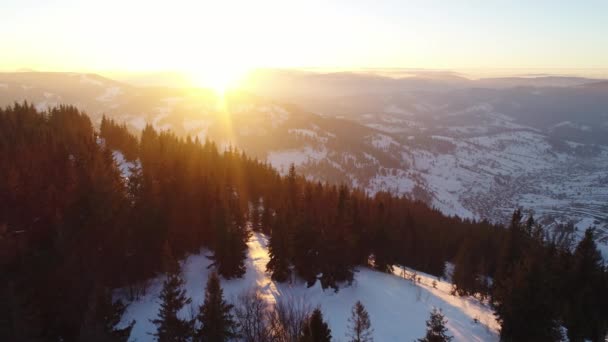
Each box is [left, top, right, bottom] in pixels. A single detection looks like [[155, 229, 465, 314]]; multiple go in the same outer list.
[[189, 64, 249, 95]]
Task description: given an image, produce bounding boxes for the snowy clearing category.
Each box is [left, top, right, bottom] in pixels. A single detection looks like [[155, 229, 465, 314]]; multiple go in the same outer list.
[[119, 233, 498, 342]]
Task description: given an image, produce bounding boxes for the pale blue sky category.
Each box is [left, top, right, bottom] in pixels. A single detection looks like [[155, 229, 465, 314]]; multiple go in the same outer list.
[[1, 0, 607, 76]]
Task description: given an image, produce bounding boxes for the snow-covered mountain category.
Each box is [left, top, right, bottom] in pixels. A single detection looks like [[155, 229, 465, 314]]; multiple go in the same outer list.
[[2, 71, 607, 255]]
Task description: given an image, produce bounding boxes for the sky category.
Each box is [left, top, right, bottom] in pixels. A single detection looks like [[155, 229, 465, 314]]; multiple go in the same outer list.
[[2, 0, 608, 83]]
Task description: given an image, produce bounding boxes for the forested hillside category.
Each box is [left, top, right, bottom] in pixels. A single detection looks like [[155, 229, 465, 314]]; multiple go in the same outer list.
[[3, 72, 607, 253], [1, 103, 607, 341]]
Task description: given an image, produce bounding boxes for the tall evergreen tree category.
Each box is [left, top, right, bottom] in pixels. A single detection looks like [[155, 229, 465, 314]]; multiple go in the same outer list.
[[492, 213, 563, 341], [260, 199, 273, 235], [320, 185, 355, 291], [417, 308, 453, 342], [196, 272, 237, 342], [451, 238, 487, 296], [300, 308, 332, 342], [150, 266, 193, 341], [564, 228, 607, 342], [371, 202, 395, 273], [209, 199, 249, 279], [78, 284, 135, 342], [292, 198, 320, 287], [347, 301, 373, 342], [266, 210, 292, 282], [250, 198, 262, 232]]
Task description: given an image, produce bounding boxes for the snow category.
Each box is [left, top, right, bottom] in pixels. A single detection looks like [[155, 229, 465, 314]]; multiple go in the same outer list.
[[267, 147, 328, 174], [384, 104, 410, 115], [119, 233, 498, 342], [369, 133, 399, 151], [368, 169, 416, 195], [182, 119, 210, 132], [97, 86, 122, 102], [129, 116, 147, 131], [162, 97, 183, 106], [112, 150, 140, 179], [261, 105, 289, 128], [96, 136, 106, 148], [152, 113, 171, 131], [551, 121, 592, 132], [365, 123, 409, 133], [288, 128, 330, 143], [238, 126, 264, 136], [136, 97, 181, 131], [289, 128, 317, 138], [79, 74, 103, 86]]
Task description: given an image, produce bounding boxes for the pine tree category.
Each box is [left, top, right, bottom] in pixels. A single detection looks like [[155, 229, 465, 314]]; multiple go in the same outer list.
[[564, 228, 606, 341], [287, 163, 298, 209], [266, 210, 292, 282], [209, 200, 249, 279], [451, 238, 478, 296], [300, 308, 332, 342], [371, 202, 395, 273], [79, 286, 135, 342], [347, 301, 373, 342], [492, 213, 563, 341], [150, 267, 193, 341], [293, 217, 319, 287], [161, 240, 179, 275], [260, 200, 273, 235], [196, 272, 237, 342], [418, 308, 453, 342], [320, 185, 356, 291], [251, 198, 262, 232]]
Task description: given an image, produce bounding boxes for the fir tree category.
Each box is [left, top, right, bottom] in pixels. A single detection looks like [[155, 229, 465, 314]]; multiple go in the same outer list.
[[260, 200, 273, 235], [250, 198, 262, 232], [371, 202, 395, 273], [347, 301, 373, 342], [417, 308, 453, 342], [300, 308, 332, 342], [293, 217, 320, 287], [209, 200, 249, 279], [150, 266, 193, 341], [266, 210, 292, 282], [196, 272, 237, 342], [79, 286, 135, 342], [492, 213, 563, 341], [451, 238, 477, 296], [564, 228, 606, 341]]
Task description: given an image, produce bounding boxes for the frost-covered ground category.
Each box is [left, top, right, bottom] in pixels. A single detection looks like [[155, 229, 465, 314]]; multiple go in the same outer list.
[[119, 233, 498, 342]]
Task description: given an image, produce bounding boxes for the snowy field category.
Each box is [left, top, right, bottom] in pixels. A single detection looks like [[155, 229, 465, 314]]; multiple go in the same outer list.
[[119, 233, 498, 341]]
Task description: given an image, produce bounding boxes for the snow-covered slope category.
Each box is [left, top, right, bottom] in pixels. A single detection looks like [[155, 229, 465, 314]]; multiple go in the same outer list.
[[119, 233, 498, 342]]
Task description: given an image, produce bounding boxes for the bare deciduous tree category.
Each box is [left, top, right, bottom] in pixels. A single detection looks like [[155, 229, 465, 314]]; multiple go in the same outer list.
[[234, 288, 272, 342], [267, 295, 312, 342]]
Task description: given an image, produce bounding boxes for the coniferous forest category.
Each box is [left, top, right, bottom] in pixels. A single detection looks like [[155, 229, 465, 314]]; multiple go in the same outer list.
[[1, 103, 607, 341]]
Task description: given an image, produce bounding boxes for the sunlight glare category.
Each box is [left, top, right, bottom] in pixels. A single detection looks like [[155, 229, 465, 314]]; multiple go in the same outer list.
[[189, 64, 249, 94]]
